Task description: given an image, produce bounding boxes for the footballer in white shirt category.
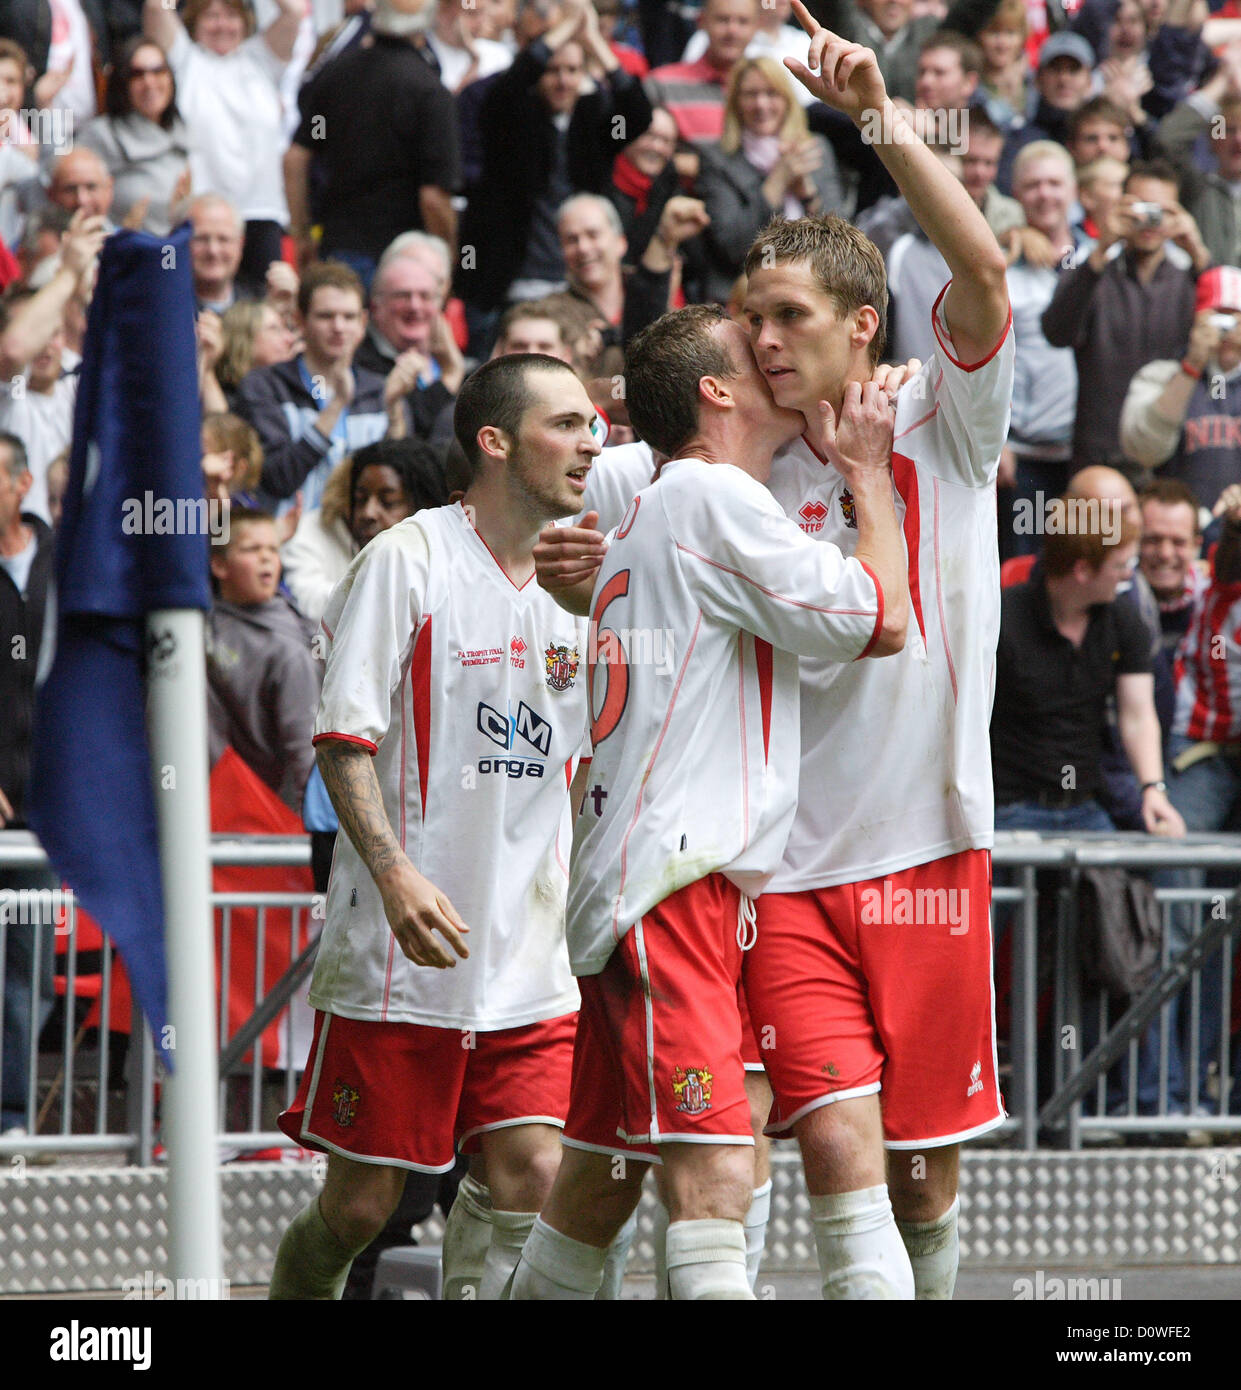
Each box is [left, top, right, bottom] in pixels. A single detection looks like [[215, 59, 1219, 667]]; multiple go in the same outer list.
[[735, 7, 1013, 1301], [270, 354, 603, 1301], [510, 303, 909, 1301]]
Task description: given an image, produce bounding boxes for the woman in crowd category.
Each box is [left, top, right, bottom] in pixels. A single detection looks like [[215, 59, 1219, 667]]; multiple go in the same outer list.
[[609, 106, 682, 266], [695, 57, 848, 305], [976, 0, 1030, 128], [78, 37, 191, 236], [142, 0, 303, 290], [202, 300, 298, 414]]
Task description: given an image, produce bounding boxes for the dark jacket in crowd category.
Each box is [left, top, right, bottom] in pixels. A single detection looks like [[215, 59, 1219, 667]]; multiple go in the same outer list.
[[354, 328, 455, 444], [233, 356, 390, 504], [0, 515, 54, 826], [1040, 247, 1198, 477], [207, 594, 322, 817], [696, 139, 849, 305], [457, 39, 654, 311]]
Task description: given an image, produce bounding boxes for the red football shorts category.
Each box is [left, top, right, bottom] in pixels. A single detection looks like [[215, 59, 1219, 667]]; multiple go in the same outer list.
[[278, 1009, 577, 1171], [563, 874, 756, 1160], [744, 849, 1005, 1147]]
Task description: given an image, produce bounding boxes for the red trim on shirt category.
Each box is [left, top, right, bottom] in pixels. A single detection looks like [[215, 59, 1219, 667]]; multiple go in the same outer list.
[[311, 732, 377, 753], [891, 451, 926, 647], [410, 616, 433, 818], [930, 282, 1012, 373], [754, 636, 773, 760], [461, 503, 534, 590], [854, 559, 886, 660]]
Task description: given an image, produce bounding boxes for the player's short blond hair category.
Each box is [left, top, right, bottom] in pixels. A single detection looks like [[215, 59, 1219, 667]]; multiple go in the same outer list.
[[743, 215, 888, 367]]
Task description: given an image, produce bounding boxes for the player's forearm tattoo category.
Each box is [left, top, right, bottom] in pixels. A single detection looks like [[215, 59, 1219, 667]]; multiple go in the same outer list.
[[316, 742, 403, 881]]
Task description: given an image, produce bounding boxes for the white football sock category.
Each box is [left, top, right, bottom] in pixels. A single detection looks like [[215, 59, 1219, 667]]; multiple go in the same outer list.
[[509, 1217, 607, 1300], [441, 1173, 493, 1301], [651, 1197, 670, 1300], [744, 1179, 772, 1290], [479, 1207, 536, 1301], [810, 1185, 915, 1300], [896, 1196, 960, 1300], [268, 1197, 370, 1300], [665, 1219, 754, 1300], [596, 1208, 638, 1300]]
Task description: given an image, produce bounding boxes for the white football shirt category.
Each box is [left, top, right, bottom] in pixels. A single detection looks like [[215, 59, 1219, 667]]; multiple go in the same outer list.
[[311, 503, 586, 1030], [568, 457, 882, 975], [767, 286, 1014, 891]]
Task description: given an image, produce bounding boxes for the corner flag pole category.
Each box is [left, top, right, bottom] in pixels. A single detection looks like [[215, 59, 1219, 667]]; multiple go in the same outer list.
[[147, 607, 223, 1291]]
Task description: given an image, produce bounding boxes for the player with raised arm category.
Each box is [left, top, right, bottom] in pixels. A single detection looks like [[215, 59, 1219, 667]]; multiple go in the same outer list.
[[268, 354, 600, 1301], [510, 303, 909, 1301], [739, 3, 1013, 1299]]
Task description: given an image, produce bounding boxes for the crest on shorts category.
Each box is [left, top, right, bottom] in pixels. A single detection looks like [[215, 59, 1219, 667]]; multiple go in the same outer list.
[[839, 487, 857, 529], [671, 1065, 713, 1115], [331, 1080, 360, 1127], [544, 642, 580, 691]]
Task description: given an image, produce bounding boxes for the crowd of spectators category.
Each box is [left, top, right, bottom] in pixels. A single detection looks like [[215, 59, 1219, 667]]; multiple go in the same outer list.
[[3, 0, 1241, 1135]]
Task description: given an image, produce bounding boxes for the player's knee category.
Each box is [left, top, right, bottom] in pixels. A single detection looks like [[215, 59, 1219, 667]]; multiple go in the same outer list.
[[663, 1146, 754, 1224], [887, 1149, 958, 1222], [485, 1142, 562, 1212], [322, 1169, 404, 1248]]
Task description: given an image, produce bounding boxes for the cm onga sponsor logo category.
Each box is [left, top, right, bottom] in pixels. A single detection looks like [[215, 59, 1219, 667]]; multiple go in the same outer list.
[[474, 700, 553, 779]]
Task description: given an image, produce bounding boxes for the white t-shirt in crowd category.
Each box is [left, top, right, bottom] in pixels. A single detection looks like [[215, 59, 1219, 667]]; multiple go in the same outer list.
[[46, 0, 97, 123], [568, 456, 882, 976], [311, 503, 587, 1031], [0, 367, 78, 525], [766, 285, 1015, 892], [168, 29, 290, 223]]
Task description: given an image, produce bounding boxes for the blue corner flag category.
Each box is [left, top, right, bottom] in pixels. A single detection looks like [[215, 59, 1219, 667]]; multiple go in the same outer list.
[[29, 226, 209, 1058]]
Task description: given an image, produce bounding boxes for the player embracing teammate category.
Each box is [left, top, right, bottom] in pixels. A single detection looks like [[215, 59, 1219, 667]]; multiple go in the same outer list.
[[527, 2, 1013, 1300], [739, 4, 1013, 1300]]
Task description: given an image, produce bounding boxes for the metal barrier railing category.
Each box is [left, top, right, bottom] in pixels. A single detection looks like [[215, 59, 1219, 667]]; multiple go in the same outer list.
[[1, 830, 1238, 1161]]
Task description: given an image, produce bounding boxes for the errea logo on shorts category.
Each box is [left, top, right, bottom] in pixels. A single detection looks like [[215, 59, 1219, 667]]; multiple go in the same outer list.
[[967, 1061, 984, 1097]]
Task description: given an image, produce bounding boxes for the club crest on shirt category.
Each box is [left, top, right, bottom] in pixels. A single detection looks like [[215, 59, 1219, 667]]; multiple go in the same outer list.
[[840, 488, 857, 529], [331, 1081, 360, 1127], [510, 635, 527, 669], [798, 500, 828, 534], [544, 642, 580, 691], [672, 1065, 713, 1115]]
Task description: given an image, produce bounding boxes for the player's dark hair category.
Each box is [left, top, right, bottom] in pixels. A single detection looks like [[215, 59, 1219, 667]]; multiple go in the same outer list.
[[624, 304, 738, 458], [452, 354, 579, 479], [349, 438, 449, 516], [743, 214, 888, 367], [1139, 478, 1202, 532]]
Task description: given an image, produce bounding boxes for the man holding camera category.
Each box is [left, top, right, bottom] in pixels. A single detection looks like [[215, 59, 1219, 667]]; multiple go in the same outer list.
[[1121, 266, 1241, 520], [1042, 159, 1211, 481]]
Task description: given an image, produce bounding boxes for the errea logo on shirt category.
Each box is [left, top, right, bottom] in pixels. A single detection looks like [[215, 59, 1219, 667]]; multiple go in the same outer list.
[[798, 500, 828, 533], [510, 635, 527, 669]]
